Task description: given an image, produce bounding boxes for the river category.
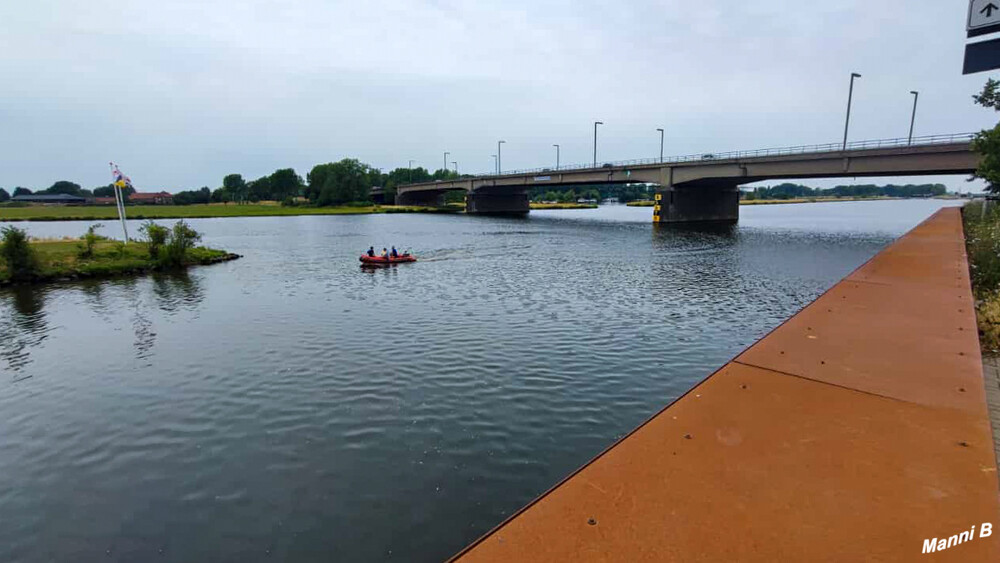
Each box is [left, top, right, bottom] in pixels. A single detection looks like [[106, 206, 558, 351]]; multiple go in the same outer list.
[[0, 200, 962, 562]]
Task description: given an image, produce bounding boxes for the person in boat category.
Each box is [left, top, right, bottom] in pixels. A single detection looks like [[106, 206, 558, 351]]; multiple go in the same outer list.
[[367, 246, 375, 257], [381, 248, 389, 259], [391, 246, 399, 258]]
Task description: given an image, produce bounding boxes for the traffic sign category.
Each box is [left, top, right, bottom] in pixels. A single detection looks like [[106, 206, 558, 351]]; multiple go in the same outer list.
[[969, 0, 1000, 38], [964, 36, 1000, 74]]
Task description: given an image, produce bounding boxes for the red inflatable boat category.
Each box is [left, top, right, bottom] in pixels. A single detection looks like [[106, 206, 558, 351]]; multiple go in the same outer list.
[[359, 254, 417, 266]]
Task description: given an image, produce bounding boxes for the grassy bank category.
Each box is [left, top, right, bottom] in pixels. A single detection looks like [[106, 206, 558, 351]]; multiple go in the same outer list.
[[530, 202, 598, 210], [626, 196, 902, 207], [0, 238, 238, 287], [964, 201, 1000, 352], [0, 203, 460, 222]]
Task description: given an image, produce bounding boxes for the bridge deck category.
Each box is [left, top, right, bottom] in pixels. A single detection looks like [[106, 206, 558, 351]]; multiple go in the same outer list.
[[451, 207, 1000, 562]]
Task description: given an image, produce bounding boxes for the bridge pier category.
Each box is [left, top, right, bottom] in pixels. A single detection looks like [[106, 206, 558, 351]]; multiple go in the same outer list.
[[466, 189, 530, 215], [396, 190, 445, 207], [653, 184, 738, 224]]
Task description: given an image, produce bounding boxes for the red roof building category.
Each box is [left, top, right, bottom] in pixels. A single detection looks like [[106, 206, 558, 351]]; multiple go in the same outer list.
[[128, 192, 174, 205]]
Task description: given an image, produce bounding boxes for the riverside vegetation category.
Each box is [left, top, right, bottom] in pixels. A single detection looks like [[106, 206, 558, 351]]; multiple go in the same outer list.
[[965, 201, 1000, 352], [0, 221, 238, 286]]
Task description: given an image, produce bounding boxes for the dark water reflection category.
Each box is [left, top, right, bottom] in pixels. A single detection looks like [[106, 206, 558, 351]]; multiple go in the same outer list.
[[0, 200, 962, 562]]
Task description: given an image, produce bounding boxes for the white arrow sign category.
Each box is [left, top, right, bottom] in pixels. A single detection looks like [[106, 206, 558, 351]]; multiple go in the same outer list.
[[970, 0, 1000, 31]]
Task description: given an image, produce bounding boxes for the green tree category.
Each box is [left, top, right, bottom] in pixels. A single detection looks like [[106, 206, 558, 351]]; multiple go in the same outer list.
[[42, 180, 85, 196], [247, 176, 271, 202], [12, 187, 32, 197], [211, 187, 231, 203], [173, 187, 211, 205], [269, 168, 303, 201], [973, 79, 1000, 194], [0, 188, 9, 203], [311, 159, 373, 206], [92, 184, 134, 198], [222, 174, 247, 203]]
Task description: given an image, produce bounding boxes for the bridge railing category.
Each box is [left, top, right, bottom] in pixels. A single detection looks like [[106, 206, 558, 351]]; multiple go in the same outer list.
[[472, 132, 976, 178]]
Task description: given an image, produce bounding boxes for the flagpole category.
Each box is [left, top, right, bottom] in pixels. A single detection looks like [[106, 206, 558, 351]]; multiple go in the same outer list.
[[110, 163, 130, 242]]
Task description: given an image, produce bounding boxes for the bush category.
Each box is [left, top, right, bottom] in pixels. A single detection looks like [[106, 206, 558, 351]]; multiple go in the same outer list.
[[0, 225, 38, 281], [964, 201, 1000, 297], [159, 221, 202, 268], [77, 223, 104, 258], [139, 220, 169, 259], [113, 240, 127, 259]]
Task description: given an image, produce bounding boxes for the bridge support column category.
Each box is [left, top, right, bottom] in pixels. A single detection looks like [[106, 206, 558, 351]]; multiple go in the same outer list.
[[653, 184, 738, 224], [466, 189, 530, 215], [396, 190, 444, 207]]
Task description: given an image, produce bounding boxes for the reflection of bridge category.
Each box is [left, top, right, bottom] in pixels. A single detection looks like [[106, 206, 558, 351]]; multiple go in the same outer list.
[[395, 133, 980, 223]]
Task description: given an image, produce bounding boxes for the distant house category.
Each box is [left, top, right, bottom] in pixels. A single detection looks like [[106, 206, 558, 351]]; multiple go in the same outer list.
[[92, 197, 118, 205], [128, 191, 174, 205], [12, 194, 88, 205]]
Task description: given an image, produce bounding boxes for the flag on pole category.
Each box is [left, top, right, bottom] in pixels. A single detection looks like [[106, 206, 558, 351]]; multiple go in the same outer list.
[[109, 162, 131, 243]]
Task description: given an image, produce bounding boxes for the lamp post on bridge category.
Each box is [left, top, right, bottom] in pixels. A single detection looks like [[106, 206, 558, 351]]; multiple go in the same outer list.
[[656, 128, 664, 163], [408, 159, 415, 183], [593, 121, 603, 167], [842, 72, 861, 151], [908, 91, 919, 145], [553, 144, 560, 170], [452, 161, 458, 175], [497, 140, 505, 174], [443, 152, 449, 173]]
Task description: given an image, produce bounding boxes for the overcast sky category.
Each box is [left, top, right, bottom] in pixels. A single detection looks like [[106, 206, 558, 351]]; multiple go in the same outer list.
[[1, 0, 997, 192]]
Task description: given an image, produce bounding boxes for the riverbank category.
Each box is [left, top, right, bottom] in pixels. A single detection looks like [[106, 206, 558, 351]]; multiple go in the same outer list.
[[0, 239, 239, 287], [453, 207, 1000, 561], [626, 196, 904, 207], [529, 202, 598, 210], [0, 203, 460, 222]]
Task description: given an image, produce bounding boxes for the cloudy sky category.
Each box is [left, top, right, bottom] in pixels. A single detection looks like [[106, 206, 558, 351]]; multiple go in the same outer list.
[[1, 1, 996, 192]]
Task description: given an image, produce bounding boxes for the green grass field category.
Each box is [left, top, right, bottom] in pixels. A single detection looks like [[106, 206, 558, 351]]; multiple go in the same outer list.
[[0, 239, 234, 285], [0, 203, 458, 222]]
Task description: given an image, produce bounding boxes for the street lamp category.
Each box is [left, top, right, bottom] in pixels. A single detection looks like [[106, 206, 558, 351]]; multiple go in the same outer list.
[[408, 159, 415, 183], [593, 121, 603, 167], [842, 72, 861, 151], [444, 151, 449, 172], [656, 128, 664, 163], [908, 91, 919, 145], [452, 161, 458, 175], [553, 144, 560, 170], [497, 140, 505, 174]]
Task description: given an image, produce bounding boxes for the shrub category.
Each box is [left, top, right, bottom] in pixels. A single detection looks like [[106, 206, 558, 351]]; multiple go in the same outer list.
[[964, 201, 1000, 297], [0, 225, 38, 281], [139, 220, 169, 259], [77, 223, 104, 258], [159, 221, 202, 268], [113, 240, 127, 259]]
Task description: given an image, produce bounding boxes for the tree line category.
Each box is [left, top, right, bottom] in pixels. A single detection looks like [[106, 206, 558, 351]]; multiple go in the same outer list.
[[742, 182, 948, 200], [529, 184, 655, 203], [0, 181, 135, 202]]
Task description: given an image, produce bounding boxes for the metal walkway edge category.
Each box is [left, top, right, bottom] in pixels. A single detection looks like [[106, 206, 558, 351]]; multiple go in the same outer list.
[[451, 207, 1000, 562]]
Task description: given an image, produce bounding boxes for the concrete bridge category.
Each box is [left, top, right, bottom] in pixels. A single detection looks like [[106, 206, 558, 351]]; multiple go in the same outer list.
[[395, 133, 980, 223]]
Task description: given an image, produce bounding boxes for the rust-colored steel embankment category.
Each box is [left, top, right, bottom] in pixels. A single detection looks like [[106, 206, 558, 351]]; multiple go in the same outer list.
[[453, 207, 1000, 562]]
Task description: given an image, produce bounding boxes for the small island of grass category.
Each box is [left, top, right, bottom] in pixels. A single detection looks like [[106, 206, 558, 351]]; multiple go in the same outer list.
[[0, 221, 239, 287]]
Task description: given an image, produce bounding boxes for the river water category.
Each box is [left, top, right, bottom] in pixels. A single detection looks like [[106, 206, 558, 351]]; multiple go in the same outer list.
[[0, 200, 961, 562]]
